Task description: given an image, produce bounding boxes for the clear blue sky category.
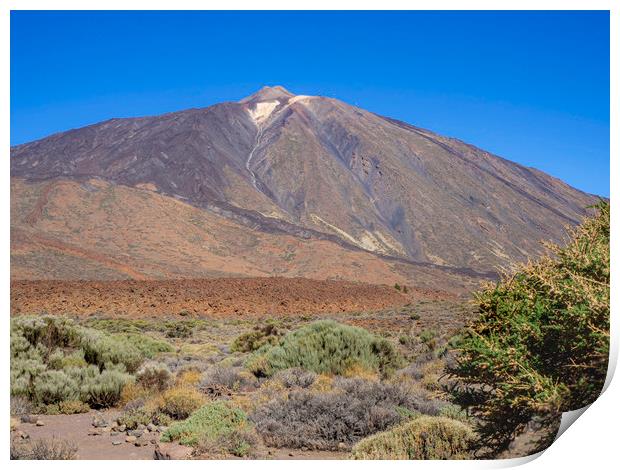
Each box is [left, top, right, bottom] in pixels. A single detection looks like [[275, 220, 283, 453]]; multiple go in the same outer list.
[[11, 11, 609, 196]]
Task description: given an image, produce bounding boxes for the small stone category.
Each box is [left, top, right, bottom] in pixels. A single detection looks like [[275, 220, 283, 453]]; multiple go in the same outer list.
[[150, 439, 158, 444], [102, 427, 111, 433], [110, 431, 119, 436], [112, 440, 122, 446], [147, 423, 157, 432], [88, 429, 102, 436], [18, 430, 30, 439], [35, 420, 45, 426], [137, 424, 146, 431], [134, 438, 148, 447], [21, 415, 37, 424], [157, 426, 168, 433], [117, 424, 126, 432], [288, 452, 294, 457], [125, 435, 137, 443], [337, 442, 347, 450]]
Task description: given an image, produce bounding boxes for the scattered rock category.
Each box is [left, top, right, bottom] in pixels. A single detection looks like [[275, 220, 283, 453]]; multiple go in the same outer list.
[[20, 415, 37, 424], [35, 420, 45, 427], [289, 452, 294, 457], [125, 435, 137, 443], [17, 430, 30, 440], [150, 439, 158, 445], [157, 426, 168, 433], [88, 429, 102, 436], [137, 424, 146, 431], [112, 440, 122, 446], [147, 423, 157, 432], [110, 431, 119, 436], [115, 424, 126, 432], [129, 430, 144, 438], [337, 442, 347, 450]]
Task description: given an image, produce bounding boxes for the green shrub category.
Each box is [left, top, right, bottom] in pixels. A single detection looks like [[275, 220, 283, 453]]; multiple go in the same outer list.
[[449, 201, 609, 456], [161, 401, 249, 446], [351, 416, 475, 460], [33, 370, 81, 405], [247, 320, 403, 377], [11, 316, 147, 407], [81, 369, 133, 408]]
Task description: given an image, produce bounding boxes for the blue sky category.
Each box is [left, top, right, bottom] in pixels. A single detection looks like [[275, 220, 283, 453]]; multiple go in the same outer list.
[[11, 11, 609, 196]]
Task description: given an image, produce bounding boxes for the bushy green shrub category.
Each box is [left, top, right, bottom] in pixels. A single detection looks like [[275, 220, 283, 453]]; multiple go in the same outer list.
[[247, 320, 403, 377], [33, 370, 81, 405], [449, 201, 609, 456], [11, 316, 146, 408], [351, 416, 475, 460], [161, 401, 249, 446]]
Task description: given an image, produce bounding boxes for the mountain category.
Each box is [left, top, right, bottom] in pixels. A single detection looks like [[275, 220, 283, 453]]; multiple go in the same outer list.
[[10, 86, 597, 291]]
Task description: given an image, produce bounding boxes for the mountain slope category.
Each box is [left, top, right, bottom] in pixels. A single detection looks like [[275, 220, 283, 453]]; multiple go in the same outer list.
[[10, 86, 597, 285]]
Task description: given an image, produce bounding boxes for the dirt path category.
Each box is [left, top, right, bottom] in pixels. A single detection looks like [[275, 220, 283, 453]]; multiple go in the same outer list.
[[12, 410, 189, 460]]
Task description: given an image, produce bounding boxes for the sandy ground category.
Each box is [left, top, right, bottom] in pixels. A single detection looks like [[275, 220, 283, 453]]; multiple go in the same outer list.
[[12, 410, 189, 460]]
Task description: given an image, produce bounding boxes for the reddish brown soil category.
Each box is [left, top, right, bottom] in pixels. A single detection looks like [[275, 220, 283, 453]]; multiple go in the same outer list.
[[10, 278, 449, 318]]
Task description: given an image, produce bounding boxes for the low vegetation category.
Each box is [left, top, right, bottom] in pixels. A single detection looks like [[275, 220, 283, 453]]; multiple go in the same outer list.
[[10, 316, 142, 410], [351, 416, 475, 459], [11, 437, 78, 460], [161, 401, 249, 447], [246, 320, 404, 378]]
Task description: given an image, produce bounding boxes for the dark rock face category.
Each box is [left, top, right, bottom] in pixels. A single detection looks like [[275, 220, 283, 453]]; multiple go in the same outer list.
[[10, 86, 597, 277]]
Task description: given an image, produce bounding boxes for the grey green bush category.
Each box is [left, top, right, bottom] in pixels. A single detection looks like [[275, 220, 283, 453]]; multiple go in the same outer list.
[[351, 416, 475, 459], [161, 401, 249, 446], [10, 316, 139, 408], [246, 320, 403, 377]]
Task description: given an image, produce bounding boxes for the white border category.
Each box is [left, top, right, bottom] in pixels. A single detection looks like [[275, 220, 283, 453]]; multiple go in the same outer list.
[[2, 2, 616, 469]]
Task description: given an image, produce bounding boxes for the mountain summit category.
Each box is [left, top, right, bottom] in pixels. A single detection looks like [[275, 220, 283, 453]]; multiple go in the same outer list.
[[10, 86, 596, 289], [240, 85, 295, 104]]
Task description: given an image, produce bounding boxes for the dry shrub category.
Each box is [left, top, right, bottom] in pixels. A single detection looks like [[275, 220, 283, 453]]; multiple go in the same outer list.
[[45, 400, 90, 415], [200, 366, 258, 392], [11, 437, 78, 460], [251, 377, 436, 450], [136, 362, 173, 392], [352, 416, 474, 459], [274, 368, 317, 389], [176, 369, 202, 387], [118, 382, 151, 407], [159, 386, 206, 420]]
